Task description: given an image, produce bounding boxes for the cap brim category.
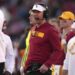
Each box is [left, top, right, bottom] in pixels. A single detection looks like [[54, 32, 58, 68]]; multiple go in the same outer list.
[[32, 4, 46, 12]]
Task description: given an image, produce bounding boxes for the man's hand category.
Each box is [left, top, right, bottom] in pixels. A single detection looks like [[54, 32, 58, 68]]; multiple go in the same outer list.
[[38, 64, 48, 73], [62, 70, 68, 75]]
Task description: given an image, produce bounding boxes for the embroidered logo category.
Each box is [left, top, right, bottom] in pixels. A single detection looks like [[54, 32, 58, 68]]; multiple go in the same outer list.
[[31, 31, 44, 38]]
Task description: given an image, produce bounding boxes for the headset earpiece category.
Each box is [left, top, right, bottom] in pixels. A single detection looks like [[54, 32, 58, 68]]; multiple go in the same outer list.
[[38, 4, 49, 19]]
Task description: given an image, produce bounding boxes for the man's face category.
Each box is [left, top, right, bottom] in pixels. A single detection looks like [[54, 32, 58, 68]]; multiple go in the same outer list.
[[29, 12, 37, 25], [59, 18, 73, 29], [31, 10, 44, 24]]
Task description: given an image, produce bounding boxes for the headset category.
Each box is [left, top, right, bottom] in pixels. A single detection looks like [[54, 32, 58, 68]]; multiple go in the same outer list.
[[38, 3, 49, 19], [32, 3, 49, 19]]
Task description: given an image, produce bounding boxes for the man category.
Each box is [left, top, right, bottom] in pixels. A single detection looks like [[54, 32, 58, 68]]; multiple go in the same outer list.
[[24, 3, 65, 75], [63, 36, 75, 75], [0, 9, 15, 75], [58, 11, 75, 75], [59, 11, 75, 52]]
